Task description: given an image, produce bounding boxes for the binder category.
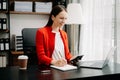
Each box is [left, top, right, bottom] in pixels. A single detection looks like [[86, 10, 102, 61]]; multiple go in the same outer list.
[[0, 54, 6, 67], [2, 18, 7, 30], [2, 55, 6, 67], [0, 18, 2, 30], [4, 38, 9, 50], [0, 39, 4, 51], [0, 18, 3, 30], [0, 56, 2, 67], [12, 35, 23, 51], [0, 0, 2, 10], [16, 36, 23, 51], [0, 38, 9, 51], [2, 0, 7, 10]]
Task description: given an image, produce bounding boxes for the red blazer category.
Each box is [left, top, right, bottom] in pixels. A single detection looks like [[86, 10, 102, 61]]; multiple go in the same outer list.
[[36, 26, 72, 65]]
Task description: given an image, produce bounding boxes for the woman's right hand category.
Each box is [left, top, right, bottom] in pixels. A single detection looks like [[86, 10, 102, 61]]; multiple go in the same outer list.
[[51, 59, 67, 67]]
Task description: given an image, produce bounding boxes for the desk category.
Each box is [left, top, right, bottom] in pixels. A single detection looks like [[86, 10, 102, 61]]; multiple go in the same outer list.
[[0, 63, 120, 80]]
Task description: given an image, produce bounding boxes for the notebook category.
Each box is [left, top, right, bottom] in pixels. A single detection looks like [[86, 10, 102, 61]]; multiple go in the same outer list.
[[78, 47, 116, 69], [51, 64, 77, 71]]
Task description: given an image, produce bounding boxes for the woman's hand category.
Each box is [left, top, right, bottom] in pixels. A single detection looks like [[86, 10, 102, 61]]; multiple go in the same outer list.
[[51, 59, 67, 67], [70, 55, 83, 66]]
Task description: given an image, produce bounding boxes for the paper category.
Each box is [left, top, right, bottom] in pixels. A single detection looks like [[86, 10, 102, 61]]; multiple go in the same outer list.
[[51, 64, 77, 71]]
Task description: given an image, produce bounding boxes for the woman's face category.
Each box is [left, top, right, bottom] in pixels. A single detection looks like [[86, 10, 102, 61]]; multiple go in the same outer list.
[[52, 10, 68, 28]]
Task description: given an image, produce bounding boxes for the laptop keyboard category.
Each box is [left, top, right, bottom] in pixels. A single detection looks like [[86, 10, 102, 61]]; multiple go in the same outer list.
[[79, 61, 104, 67], [91, 62, 104, 67]]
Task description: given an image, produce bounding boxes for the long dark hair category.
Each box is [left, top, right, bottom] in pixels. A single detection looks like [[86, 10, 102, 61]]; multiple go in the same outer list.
[[46, 5, 67, 27]]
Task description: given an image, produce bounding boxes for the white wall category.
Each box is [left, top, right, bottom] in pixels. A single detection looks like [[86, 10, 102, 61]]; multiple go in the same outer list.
[[10, 14, 49, 36]]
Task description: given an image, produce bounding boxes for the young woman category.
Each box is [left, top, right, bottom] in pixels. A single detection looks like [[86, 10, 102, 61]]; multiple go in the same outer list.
[[36, 5, 75, 67]]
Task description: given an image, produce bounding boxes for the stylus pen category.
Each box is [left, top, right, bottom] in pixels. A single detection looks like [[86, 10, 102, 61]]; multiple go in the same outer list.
[[54, 50, 62, 60], [59, 51, 63, 59], [59, 51, 67, 64], [56, 51, 62, 60]]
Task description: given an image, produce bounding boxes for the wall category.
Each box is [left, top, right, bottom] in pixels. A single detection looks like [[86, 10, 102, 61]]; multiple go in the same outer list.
[[10, 14, 49, 50], [10, 14, 49, 36], [116, 0, 120, 63]]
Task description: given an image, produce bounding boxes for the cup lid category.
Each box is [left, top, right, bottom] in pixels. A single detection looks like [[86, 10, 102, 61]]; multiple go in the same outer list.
[[18, 55, 28, 59]]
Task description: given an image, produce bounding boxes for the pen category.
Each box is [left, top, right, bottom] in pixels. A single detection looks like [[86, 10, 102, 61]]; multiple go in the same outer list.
[[59, 51, 63, 59]]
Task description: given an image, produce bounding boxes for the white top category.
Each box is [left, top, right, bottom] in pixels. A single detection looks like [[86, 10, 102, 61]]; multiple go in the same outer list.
[[52, 31, 65, 60]]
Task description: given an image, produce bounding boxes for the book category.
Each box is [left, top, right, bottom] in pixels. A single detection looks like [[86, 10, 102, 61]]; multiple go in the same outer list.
[[51, 64, 77, 71]]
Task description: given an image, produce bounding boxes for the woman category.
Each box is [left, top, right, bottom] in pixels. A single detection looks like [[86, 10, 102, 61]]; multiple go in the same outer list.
[[36, 5, 74, 67]]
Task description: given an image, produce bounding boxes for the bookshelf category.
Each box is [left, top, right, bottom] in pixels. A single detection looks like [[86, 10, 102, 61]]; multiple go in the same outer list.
[[0, 0, 10, 67]]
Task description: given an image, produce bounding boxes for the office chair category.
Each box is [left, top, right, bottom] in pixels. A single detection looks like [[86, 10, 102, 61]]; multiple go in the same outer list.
[[22, 28, 38, 65]]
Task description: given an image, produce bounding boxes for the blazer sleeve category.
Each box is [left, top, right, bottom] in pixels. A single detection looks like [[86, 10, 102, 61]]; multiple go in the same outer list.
[[36, 29, 52, 65], [61, 30, 73, 61]]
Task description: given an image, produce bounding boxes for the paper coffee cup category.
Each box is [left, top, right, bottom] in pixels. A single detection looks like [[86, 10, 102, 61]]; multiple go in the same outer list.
[[18, 55, 28, 70]]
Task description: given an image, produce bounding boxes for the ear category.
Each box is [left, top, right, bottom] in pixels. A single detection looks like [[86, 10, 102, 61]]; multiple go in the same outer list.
[[51, 15, 55, 21]]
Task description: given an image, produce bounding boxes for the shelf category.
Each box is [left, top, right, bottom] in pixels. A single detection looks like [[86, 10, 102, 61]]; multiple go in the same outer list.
[[11, 51, 24, 66], [11, 51, 24, 55], [0, 11, 8, 14], [0, 29, 9, 33], [10, 11, 50, 15]]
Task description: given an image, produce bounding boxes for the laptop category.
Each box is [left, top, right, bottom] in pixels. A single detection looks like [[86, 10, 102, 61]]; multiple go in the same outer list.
[[77, 47, 116, 69]]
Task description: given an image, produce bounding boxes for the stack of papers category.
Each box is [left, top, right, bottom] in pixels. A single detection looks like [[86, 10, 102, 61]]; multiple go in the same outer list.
[[15, 1, 33, 12], [35, 2, 52, 13], [51, 64, 77, 71]]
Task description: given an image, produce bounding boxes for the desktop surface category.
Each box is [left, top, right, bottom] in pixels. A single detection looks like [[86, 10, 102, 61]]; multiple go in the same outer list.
[[0, 63, 120, 80]]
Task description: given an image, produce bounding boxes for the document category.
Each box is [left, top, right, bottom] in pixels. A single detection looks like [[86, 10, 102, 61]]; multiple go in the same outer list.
[[51, 64, 77, 71]]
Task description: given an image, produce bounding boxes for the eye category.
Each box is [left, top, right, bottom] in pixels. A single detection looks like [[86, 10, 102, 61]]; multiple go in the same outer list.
[[60, 17, 64, 19], [60, 17, 67, 20]]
